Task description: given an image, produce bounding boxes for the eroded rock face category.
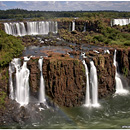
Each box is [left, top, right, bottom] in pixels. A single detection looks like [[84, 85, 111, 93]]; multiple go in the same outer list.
[[26, 52, 116, 107], [84, 50, 116, 98], [58, 21, 71, 31], [42, 55, 86, 107], [27, 58, 40, 97], [116, 49, 130, 76], [93, 54, 115, 98], [58, 20, 103, 32], [114, 48, 130, 86]]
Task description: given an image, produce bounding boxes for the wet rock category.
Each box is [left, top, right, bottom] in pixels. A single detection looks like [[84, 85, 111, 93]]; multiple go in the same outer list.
[[27, 58, 40, 96], [89, 51, 116, 98], [42, 56, 86, 107], [12, 106, 30, 124]]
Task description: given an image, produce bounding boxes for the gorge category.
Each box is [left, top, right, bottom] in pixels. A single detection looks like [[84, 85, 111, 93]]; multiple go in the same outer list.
[[0, 16, 130, 129]]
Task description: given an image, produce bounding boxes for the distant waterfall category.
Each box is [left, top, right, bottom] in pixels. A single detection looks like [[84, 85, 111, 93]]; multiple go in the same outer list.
[[83, 23, 86, 32], [4, 22, 27, 36], [72, 21, 75, 31], [113, 50, 128, 94], [111, 18, 130, 26], [82, 60, 100, 108], [4, 21, 58, 36], [9, 57, 30, 106], [104, 49, 110, 54], [38, 57, 46, 103]]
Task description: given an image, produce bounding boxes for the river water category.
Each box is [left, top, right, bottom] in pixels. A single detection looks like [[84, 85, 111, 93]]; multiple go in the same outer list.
[[1, 92, 130, 129]]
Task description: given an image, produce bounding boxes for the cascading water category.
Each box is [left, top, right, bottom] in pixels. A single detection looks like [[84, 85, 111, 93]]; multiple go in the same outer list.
[[9, 57, 30, 106], [72, 21, 75, 31], [9, 63, 15, 100], [111, 18, 130, 26], [82, 58, 100, 108], [83, 23, 86, 32], [104, 49, 110, 54], [90, 61, 100, 107], [4, 22, 27, 36], [4, 21, 58, 36], [82, 60, 90, 107], [113, 50, 129, 94], [38, 57, 46, 103]]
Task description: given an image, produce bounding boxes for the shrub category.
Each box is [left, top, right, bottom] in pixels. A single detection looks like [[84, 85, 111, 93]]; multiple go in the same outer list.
[[0, 29, 24, 66]]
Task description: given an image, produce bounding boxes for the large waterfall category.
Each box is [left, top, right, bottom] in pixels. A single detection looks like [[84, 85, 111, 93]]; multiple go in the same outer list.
[[4, 21, 58, 36], [82, 60, 100, 107], [38, 57, 46, 103], [111, 18, 130, 26], [9, 57, 30, 106], [113, 50, 129, 94]]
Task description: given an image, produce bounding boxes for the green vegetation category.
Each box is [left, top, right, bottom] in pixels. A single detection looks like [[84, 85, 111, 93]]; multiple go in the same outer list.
[[74, 60, 79, 65], [122, 67, 128, 77], [0, 9, 130, 20], [59, 19, 130, 47], [0, 29, 24, 66], [0, 91, 6, 109], [0, 28, 24, 109], [82, 65, 85, 74]]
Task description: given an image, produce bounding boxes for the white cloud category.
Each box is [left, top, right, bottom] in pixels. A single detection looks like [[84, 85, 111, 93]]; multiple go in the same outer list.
[[1, 1, 130, 11], [0, 1, 6, 7]]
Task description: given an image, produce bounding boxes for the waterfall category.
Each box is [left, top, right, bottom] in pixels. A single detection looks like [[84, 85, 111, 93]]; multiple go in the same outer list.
[[4, 22, 27, 36], [90, 61, 100, 107], [104, 49, 110, 54], [4, 21, 58, 36], [111, 18, 130, 26], [72, 21, 75, 31], [9, 63, 15, 100], [82, 59, 100, 108], [55, 21, 58, 33], [9, 57, 30, 106], [82, 60, 90, 107], [83, 23, 86, 32], [38, 57, 46, 103], [20, 22, 27, 36], [113, 50, 129, 94]]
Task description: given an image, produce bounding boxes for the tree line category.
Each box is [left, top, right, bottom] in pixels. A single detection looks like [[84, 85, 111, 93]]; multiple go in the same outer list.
[[0, 9, 130, 20]]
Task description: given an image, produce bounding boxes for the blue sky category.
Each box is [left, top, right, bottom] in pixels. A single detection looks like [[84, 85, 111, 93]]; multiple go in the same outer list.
[[0, 1, 130, 11]]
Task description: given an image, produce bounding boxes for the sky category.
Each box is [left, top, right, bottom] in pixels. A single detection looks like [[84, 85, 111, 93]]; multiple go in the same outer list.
[[0, 1, 130, 11]]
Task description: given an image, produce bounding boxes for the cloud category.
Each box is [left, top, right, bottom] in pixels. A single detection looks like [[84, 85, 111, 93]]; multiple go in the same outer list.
[[0, 2, 6, 7], [1, 1, 130, 11]]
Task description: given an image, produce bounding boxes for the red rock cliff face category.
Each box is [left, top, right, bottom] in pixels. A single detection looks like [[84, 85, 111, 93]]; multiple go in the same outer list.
[[85, 51, 116, 98], [27, 58, 40, 97], [42, 56, 86, 107], [116, 49, 130, 76], [27, 52, 116, 107], [93, 53, 115, 98], [115, 48, 130, 86]]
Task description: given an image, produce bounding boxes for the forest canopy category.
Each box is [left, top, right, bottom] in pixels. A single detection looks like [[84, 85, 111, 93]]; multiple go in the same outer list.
[[0, 9, 130, 20]]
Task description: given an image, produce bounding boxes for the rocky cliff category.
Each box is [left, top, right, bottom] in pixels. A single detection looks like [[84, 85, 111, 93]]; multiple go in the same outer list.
[[58, 20, 103, 32], [85, 50, 116, 98], [27, 51, 116, 107], [116, 48, 130, 85]]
